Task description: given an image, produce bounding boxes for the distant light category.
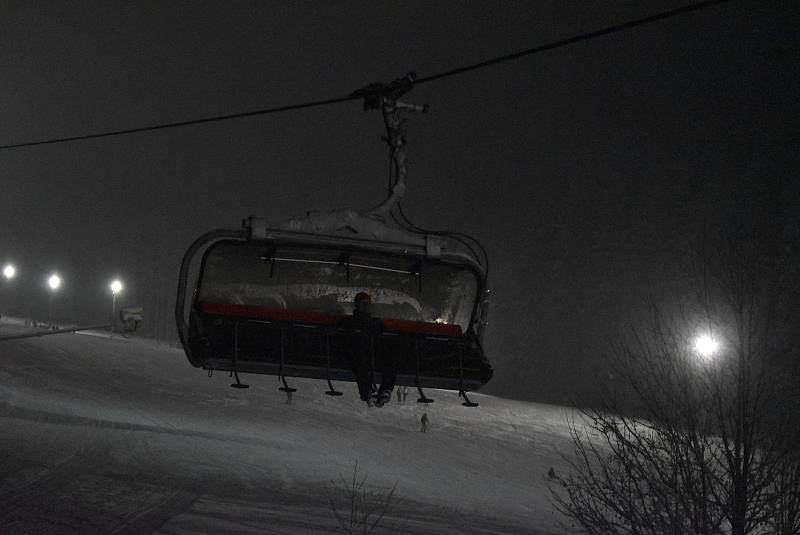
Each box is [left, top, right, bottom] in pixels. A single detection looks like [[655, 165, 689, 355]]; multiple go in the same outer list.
[[110, 279, 123, 294], [48, 274, 62, 290], [2, 264, 15, 279], [695, 335, 719, 358]]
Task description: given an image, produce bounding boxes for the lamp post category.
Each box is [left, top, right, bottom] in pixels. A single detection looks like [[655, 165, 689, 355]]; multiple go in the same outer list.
[[2, 264, 16, 318], [110, 279, 123, 326], [47, 273, 61, 326], [694, 333, 719, 360]]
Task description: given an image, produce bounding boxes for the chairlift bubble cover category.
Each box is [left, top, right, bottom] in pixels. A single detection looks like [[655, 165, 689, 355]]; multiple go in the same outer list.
[[177, 223, 493, 392]]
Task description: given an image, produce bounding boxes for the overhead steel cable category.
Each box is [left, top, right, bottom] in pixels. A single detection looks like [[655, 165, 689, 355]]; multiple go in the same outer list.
[[414, 0, 731, 85], [0, 95, 356, 150], [0, 0, 732, 151]]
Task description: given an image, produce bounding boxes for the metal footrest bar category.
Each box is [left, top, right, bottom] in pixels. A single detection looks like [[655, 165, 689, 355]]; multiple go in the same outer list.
[[277, 328, 297, 393], [414, 339, 434, 404], [324, 332, 343, 396], [230, 321, 249, 388], [458, 341, 477, 407]]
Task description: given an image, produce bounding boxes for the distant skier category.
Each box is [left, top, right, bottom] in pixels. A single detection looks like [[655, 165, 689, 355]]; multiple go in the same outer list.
[[402, 386, 409, 402], [420, 412, 429, 433]]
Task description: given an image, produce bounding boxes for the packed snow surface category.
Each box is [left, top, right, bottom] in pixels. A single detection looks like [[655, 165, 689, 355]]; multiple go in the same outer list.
[[0, 321, 577, 534]]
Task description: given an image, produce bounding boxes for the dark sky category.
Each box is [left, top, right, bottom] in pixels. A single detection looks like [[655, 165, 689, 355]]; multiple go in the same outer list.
[[2, 1, 798, 402]]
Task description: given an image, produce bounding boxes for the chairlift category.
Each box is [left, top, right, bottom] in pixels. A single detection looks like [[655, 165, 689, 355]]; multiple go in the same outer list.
[[175, 74, 492, 405]]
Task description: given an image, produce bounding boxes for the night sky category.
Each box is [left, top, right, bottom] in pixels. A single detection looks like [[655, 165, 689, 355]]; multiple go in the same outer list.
[[2, 1, 798, 403]]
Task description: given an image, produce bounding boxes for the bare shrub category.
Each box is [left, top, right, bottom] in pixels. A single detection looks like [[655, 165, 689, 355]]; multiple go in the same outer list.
[[323, 461, 400, 535], [552, 220, 800, 534]]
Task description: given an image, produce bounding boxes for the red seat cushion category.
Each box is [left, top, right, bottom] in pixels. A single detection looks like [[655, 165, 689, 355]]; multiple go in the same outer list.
[[199, 302, 464, 337]]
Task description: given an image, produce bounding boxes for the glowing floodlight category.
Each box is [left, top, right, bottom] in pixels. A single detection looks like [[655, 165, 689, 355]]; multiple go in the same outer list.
[[2, 264, 15, 279], [695, 334, 719, 358], [48, 274, 62, 291], [109, 279, 123, 322], [110, 279, 123, 294]]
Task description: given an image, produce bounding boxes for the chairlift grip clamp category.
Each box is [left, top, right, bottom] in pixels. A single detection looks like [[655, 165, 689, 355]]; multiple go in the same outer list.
[[426, 236, 442, 258], [244, 217, 269, 240]]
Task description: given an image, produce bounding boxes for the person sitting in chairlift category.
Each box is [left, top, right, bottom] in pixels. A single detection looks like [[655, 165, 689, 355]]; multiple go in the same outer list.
[[340, 291, 399, 407]]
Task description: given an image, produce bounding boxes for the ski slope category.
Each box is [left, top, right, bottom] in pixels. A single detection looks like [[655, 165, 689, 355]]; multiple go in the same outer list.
[[0, 321, 577, 534]]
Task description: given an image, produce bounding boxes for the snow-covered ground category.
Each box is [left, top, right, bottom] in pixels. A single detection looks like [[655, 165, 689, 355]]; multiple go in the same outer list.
[[0, 320, 577, 534]]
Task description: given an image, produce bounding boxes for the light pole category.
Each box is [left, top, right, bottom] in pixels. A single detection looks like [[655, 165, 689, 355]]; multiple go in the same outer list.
[[694, 333, 719, 360], [47, 273, 62, 326], [2, 264, 16, 318], [110, 279, 123, 327]]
